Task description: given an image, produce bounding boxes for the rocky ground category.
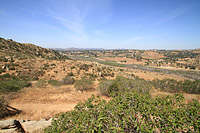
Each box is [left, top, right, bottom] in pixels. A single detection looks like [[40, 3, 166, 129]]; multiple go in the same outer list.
[[0, 118, 52, 133]]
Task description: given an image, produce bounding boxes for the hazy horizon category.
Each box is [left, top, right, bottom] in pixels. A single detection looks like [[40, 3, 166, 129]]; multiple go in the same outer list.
[[0, 0, 200, 49]]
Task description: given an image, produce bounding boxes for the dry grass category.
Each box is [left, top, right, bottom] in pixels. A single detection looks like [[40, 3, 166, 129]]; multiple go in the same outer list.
[[3, 85, 110, 121]]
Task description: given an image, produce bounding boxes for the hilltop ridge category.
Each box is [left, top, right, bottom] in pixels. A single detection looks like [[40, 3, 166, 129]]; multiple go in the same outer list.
[[0, 37, 70, 60]]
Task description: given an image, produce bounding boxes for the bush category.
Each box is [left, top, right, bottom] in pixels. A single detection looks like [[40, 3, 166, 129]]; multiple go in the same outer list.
[[70, 66, 75, 69], [48, 80, 62, 86], [74, 78, 94, 91], [80, 64, 89, 71], [0, 96, 8, 118], [0, 73, 11, 79], [9, 67, 15, 70], [35, 80, 47, 88], [98, 80, 113, 96], [3, 58, 8, 62], [62, 76, 75, 85], [44, 92, 200, 132], [152, 79, 200, 94], [67, 72, 74, 76], [0, 80, 31, 92], [0, 68, 6, 74], [98, 76, 151, 97]]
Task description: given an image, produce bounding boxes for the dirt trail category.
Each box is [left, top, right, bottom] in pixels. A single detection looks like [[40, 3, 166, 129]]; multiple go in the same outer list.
[[5, 85, 107, 121]]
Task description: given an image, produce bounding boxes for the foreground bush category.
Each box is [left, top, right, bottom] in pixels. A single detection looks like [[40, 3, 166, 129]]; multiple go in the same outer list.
[[74, 78, 94, 91], [44, 91, 200, 132]]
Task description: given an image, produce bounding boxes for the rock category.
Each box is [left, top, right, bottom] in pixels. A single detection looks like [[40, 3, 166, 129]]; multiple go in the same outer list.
[[0, 128, 18, 133], [0, 119, 16, 129], [0, 118, 53, 133], [48, 118, 53, 121], [20, 120, 51, 132]]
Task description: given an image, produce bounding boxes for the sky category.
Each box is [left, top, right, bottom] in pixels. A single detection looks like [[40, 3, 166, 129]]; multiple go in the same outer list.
[[0, 0, 200, 49]]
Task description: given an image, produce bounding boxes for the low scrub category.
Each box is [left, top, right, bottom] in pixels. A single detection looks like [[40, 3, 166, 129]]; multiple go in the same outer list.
[[98, 76, 151, 97], [74, 78, 94, 91], [35, 80, 47, 88], [0, 96, 9, 118], [44, 91, 200, 132], [62, 76, 75, 85], [48, 80, 62, 86], [0, 80, 31, 92], [152, 79, 200, 94], [98, 80, 113, 96]]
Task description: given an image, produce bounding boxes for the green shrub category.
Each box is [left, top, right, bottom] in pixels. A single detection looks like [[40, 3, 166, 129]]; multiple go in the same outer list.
[[98, 76, 151, 97], [80, 64, 89, 71], [44, 92, 200, 132], [67, 72, 74, 76], [62, 76, 75, 85], [74, 78, 94, 91], [98, 80, 113, 96], [3, 58, 8, 62], [54, 71, 58, 73], [70, 66, 75, 69], [48, 79, 62, 86], [9, 67, 15, 70], [0, 68, 6, 74], [152, 79, 200, 94], [35, 80, 47, 88], [0, 80, 31, 92], [0, 73, 11, 79]]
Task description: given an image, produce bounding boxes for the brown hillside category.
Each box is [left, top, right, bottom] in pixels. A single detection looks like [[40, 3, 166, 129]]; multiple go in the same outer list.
[[0, 37, 70, 60]]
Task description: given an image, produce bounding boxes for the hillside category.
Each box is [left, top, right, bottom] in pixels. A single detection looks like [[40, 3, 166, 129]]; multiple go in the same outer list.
[[0, 37, 70, 60], [0, 38, 199, 132]]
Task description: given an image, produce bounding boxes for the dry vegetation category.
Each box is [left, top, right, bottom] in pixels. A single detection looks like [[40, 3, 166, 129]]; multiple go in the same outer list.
[[5, 85, 110, 120], [0, 38, 199, 132]]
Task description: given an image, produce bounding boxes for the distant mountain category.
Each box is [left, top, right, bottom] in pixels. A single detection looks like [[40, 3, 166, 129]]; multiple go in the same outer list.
[[64, 47, 105, 51], [65, 47, 82, 51], [52, 47, 129, 51], [0, 37, 70, 60]]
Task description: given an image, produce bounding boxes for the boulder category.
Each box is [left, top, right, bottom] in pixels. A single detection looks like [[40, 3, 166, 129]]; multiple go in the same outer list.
[[0, 118, 53, 133], [0, 119, 16, 129], [20, 120, 52, 132]]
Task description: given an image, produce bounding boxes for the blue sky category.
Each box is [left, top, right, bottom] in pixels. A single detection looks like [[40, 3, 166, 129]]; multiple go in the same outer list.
[[0, 0, 200, 49]]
